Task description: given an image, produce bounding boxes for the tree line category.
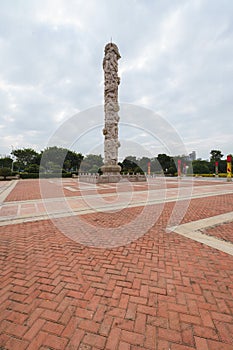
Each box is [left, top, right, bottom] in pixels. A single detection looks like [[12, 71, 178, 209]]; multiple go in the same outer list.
[[119, 150, 230, 176], [0, 147, 231, 179]]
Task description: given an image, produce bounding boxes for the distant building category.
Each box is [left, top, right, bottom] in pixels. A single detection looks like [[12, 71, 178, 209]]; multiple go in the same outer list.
[[189, 151, 196, 161]]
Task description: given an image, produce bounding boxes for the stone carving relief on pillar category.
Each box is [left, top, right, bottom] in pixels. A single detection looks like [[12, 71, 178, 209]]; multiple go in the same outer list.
[[102, 43, 121, 167]]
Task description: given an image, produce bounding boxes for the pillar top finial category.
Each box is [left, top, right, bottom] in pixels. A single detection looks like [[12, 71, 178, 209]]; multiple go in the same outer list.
[[104, 42, 121, 59]]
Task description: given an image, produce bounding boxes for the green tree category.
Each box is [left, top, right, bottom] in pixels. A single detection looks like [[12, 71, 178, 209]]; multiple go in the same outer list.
[[157, 154, 172, 172], [11, 148, 39, 170], [138, 157, 151, 172], [168, 158, 177, 175], [121, 157, 142, 174], [0, 157, 13, 169], [41, 146, 67, 171], [150, 157, 162, 173], [64, 160, 72, 171], [210, 150, 224, 162], [80, 154, 103, 173], [41, 147, 83, 173], [0, 167, 12, 180], [25, 164, 40, 173], [218, 160, 227, 173], [168, 166, 176, 175], [65, 150, 83, 171], [33, 153, 42, 165], [89, 165, 99, 173], [124, 156, 137, 164], [192, 160, 210, 174]]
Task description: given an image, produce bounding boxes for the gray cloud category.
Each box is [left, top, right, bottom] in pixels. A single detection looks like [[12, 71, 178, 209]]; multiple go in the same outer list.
[[0, 0, 233, 160]]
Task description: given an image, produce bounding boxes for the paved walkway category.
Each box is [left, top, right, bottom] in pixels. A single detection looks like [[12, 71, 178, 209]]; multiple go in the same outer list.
[[0, 178, 233, 349]]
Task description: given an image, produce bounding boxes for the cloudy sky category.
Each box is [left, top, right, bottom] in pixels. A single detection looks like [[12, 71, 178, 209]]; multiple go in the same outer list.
[[0, 0, 232, 160]]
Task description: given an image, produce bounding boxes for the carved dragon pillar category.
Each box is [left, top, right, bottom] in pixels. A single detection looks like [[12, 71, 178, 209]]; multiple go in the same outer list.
[[101, 43, 121, 179]]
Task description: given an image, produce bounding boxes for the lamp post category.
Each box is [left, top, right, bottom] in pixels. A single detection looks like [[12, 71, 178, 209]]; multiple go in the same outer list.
[[11, 145, 15, 172]]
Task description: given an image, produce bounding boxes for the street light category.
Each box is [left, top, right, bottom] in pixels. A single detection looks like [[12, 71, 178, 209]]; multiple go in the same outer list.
[[11, 145, 15, 173]]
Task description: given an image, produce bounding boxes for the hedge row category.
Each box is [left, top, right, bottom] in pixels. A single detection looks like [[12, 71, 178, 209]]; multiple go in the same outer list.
[[19, 173, 73, 179], [194, 173, 227, 178]]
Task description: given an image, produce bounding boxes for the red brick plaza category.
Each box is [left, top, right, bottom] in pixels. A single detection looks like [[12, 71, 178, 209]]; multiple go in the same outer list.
[[0, 177, 233, 350]]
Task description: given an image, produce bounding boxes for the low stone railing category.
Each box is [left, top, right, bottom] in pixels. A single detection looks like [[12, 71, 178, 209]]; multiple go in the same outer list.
[[78, 173, 146, 183], [78, 173, 100, 183]]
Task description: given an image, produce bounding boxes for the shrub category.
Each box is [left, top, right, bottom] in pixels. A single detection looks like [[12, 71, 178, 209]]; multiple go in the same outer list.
[[20, 173, 39, 179], [25, 164, 39, 173], [19, 172, 73, 179], [0, 167, 12, 180], [200, 174, 214, 177]]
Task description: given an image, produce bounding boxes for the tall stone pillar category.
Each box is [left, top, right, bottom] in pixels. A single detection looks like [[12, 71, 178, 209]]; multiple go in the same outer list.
[[101, 43, 121, 180]]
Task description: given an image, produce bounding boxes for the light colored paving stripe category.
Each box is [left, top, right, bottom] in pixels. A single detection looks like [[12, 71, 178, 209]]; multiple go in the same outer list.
[[169, 212, 233, 256], [17, 203, 21, 216], [172, 212, 233, 232], [64, 186, 78, 192], [35, 203, 39, 214], [0, 180, 18, 203]]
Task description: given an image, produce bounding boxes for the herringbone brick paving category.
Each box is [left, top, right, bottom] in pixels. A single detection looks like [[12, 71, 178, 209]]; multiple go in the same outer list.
[[204, 222, 233, 244], [4, 178, 225, 202], [1, 179, 233, 349]]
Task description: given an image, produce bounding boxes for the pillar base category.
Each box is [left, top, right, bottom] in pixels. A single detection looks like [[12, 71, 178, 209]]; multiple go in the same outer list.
[[98, 164, 122, 183], [101, 164, 121, 176]]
